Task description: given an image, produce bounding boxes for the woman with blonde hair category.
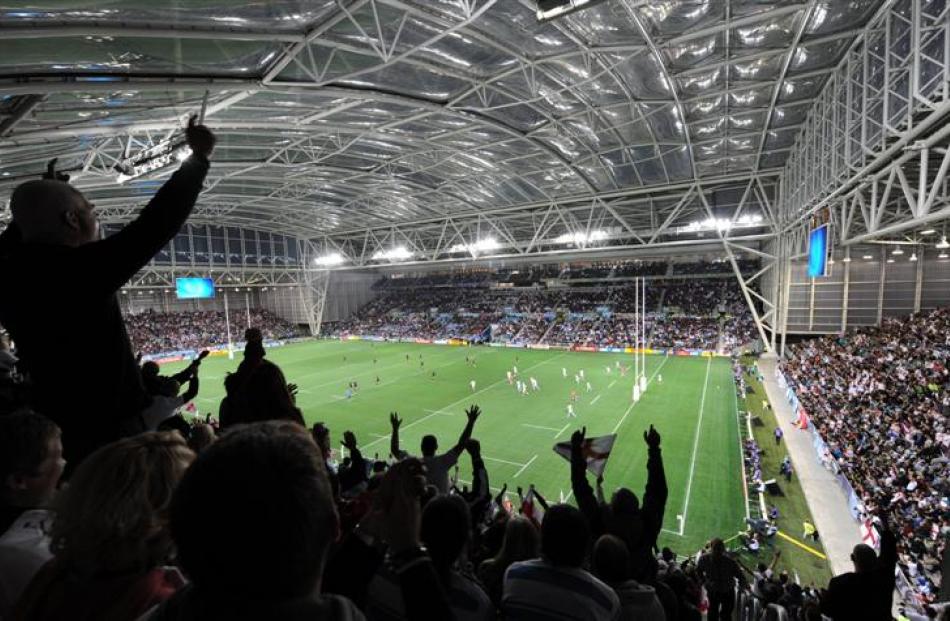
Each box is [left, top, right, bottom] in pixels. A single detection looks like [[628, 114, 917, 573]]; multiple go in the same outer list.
[[477, 515, 540, 607], [13, 431, 194, 621]]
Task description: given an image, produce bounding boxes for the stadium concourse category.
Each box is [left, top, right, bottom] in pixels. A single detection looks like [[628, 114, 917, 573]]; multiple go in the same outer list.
[[1, 1, 950, 620]]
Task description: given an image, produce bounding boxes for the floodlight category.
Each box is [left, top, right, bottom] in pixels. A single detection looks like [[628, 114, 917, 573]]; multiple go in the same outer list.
[[536, 0, 608, 23]]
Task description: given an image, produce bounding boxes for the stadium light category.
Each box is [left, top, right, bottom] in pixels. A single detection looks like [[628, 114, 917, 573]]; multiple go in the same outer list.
[[536, 0, 607, 23], [939, 252, 949, 259], [909, 252, 918, 262], [448, 237, 500, 255], [680, 214, 763, 234], [891, 248, 904, 255], [372, 246, 413, 261], [114, 139, 192, 183], [936, 236, 949, 249], [920, 229, 936, 235], [862, 255, 873, 260], [554, 230, 608, 245], [314, 252, 345, 267]]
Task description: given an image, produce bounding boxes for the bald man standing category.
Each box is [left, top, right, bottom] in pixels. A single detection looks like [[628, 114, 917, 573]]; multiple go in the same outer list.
[[0, 117, 215, 471]]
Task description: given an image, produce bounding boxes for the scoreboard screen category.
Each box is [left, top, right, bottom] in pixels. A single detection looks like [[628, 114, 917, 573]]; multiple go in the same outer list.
[[807, 224, 830, 278], [175, 277, 215, 299]]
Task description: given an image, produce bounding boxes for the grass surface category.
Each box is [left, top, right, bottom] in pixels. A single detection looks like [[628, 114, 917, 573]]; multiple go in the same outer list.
[[733, 358, 832, 587], [167, 340, 747, 553]]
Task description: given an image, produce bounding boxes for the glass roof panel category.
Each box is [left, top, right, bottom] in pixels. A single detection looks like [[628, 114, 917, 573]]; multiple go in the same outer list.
[[0, 37, 282, 76]]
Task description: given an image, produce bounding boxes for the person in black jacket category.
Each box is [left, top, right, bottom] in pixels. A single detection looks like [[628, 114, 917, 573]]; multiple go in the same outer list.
[[571, 424, 668, 583], [0, 117, 215, 472], [820, 516, 898, 621]]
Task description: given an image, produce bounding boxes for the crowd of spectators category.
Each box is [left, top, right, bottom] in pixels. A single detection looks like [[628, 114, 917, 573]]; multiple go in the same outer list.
[[125, 308, 304, 356], [780, 307, 950, 605], [329, 274, 759, 352], [4, 121, 931, 620]]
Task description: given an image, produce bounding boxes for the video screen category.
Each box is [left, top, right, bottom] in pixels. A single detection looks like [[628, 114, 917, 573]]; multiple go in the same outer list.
[[807, 224, 829, 278], [175, 277, 215, 299]]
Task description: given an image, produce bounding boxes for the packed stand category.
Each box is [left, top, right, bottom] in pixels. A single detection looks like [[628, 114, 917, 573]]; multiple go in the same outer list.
[[125, 308, 304, 356], [780, 307, 950, 605], [330, 274, 759, 351]]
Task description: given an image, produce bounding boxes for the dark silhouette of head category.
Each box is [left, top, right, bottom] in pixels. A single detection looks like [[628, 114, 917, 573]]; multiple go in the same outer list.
[[710, 538, 726, 557], [421, 495, 471, 580], [230, 359, 303, 427], [170, 421, 338, 600], [592, 534, 631, 586], [420, 434, 438, 457], [851, 543, 877, 573], [541, 504, 589, 568], [610, 487, 640, 514], [10, 179, 98, 247]]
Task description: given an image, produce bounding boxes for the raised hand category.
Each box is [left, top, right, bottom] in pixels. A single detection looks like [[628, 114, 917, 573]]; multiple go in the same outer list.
[[287, 383, 299, 397], [571, 426, 587, 448], [465, 404, 481, 423], [185, 114, 216, 160], [43, 158, 70, 182], [644, 424, 661, 448], [390, 412, 402, 430], [343, 430, 358, 451]]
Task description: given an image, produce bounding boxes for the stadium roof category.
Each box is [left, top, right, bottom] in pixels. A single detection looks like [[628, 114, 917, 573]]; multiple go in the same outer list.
[[0, 0, 901, 256]]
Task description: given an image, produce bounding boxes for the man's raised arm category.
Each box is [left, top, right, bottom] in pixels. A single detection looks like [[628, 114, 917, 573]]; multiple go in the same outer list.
[[76, 116, 216, 295], [449, 405, 481, 455]]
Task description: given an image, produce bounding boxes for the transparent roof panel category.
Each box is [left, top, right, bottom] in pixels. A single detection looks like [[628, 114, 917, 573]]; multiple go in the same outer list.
[[0, 0, 886, 236]]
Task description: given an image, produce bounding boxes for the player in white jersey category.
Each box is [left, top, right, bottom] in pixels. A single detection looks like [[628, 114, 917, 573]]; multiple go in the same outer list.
[[566, 403, 576, 418], [605, 366, 611, 374], [579, 369, 585, 379], [506, 370, 513, 384], [615, 360, 621, 368], [516, 380, 523, 393], [520, 381, 528, 395], [562, 367, 568, 378], [470, 379, 477, 392], [513, 365, 518, 376], [586, 381, 592, 393], [530, 377, 539, 391], [657, 374, 663, 384], [574, 374, 581, 384]]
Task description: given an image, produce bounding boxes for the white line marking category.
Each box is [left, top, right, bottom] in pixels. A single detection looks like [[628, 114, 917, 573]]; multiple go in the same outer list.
[[679, 356, 712, 536], [363, 353, 567, 450], [608, 380, 617, 389], [483, 456, 528, 467], [522, 423, 561, 432], [554, 424, 569, 439], [590, 394, 601, 405], [610, 355, 671, 435], [513, 454, 537, 478]]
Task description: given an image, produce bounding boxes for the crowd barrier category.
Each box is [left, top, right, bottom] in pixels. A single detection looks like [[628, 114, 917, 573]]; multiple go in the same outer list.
[[773, 367, 924, 611]]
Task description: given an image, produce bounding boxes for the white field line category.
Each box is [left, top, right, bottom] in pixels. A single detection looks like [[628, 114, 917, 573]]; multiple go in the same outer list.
[[363, 353, 567, 451], [483, 455, 528, 467], [522, 423, 561, 432], [608, 380, 617, 389], [590, 394, 602, 405], [554, 423, 569, 439], [679, 356, 712, 536], [513, 454, 537, 478], [609, 355, 671, 435]]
